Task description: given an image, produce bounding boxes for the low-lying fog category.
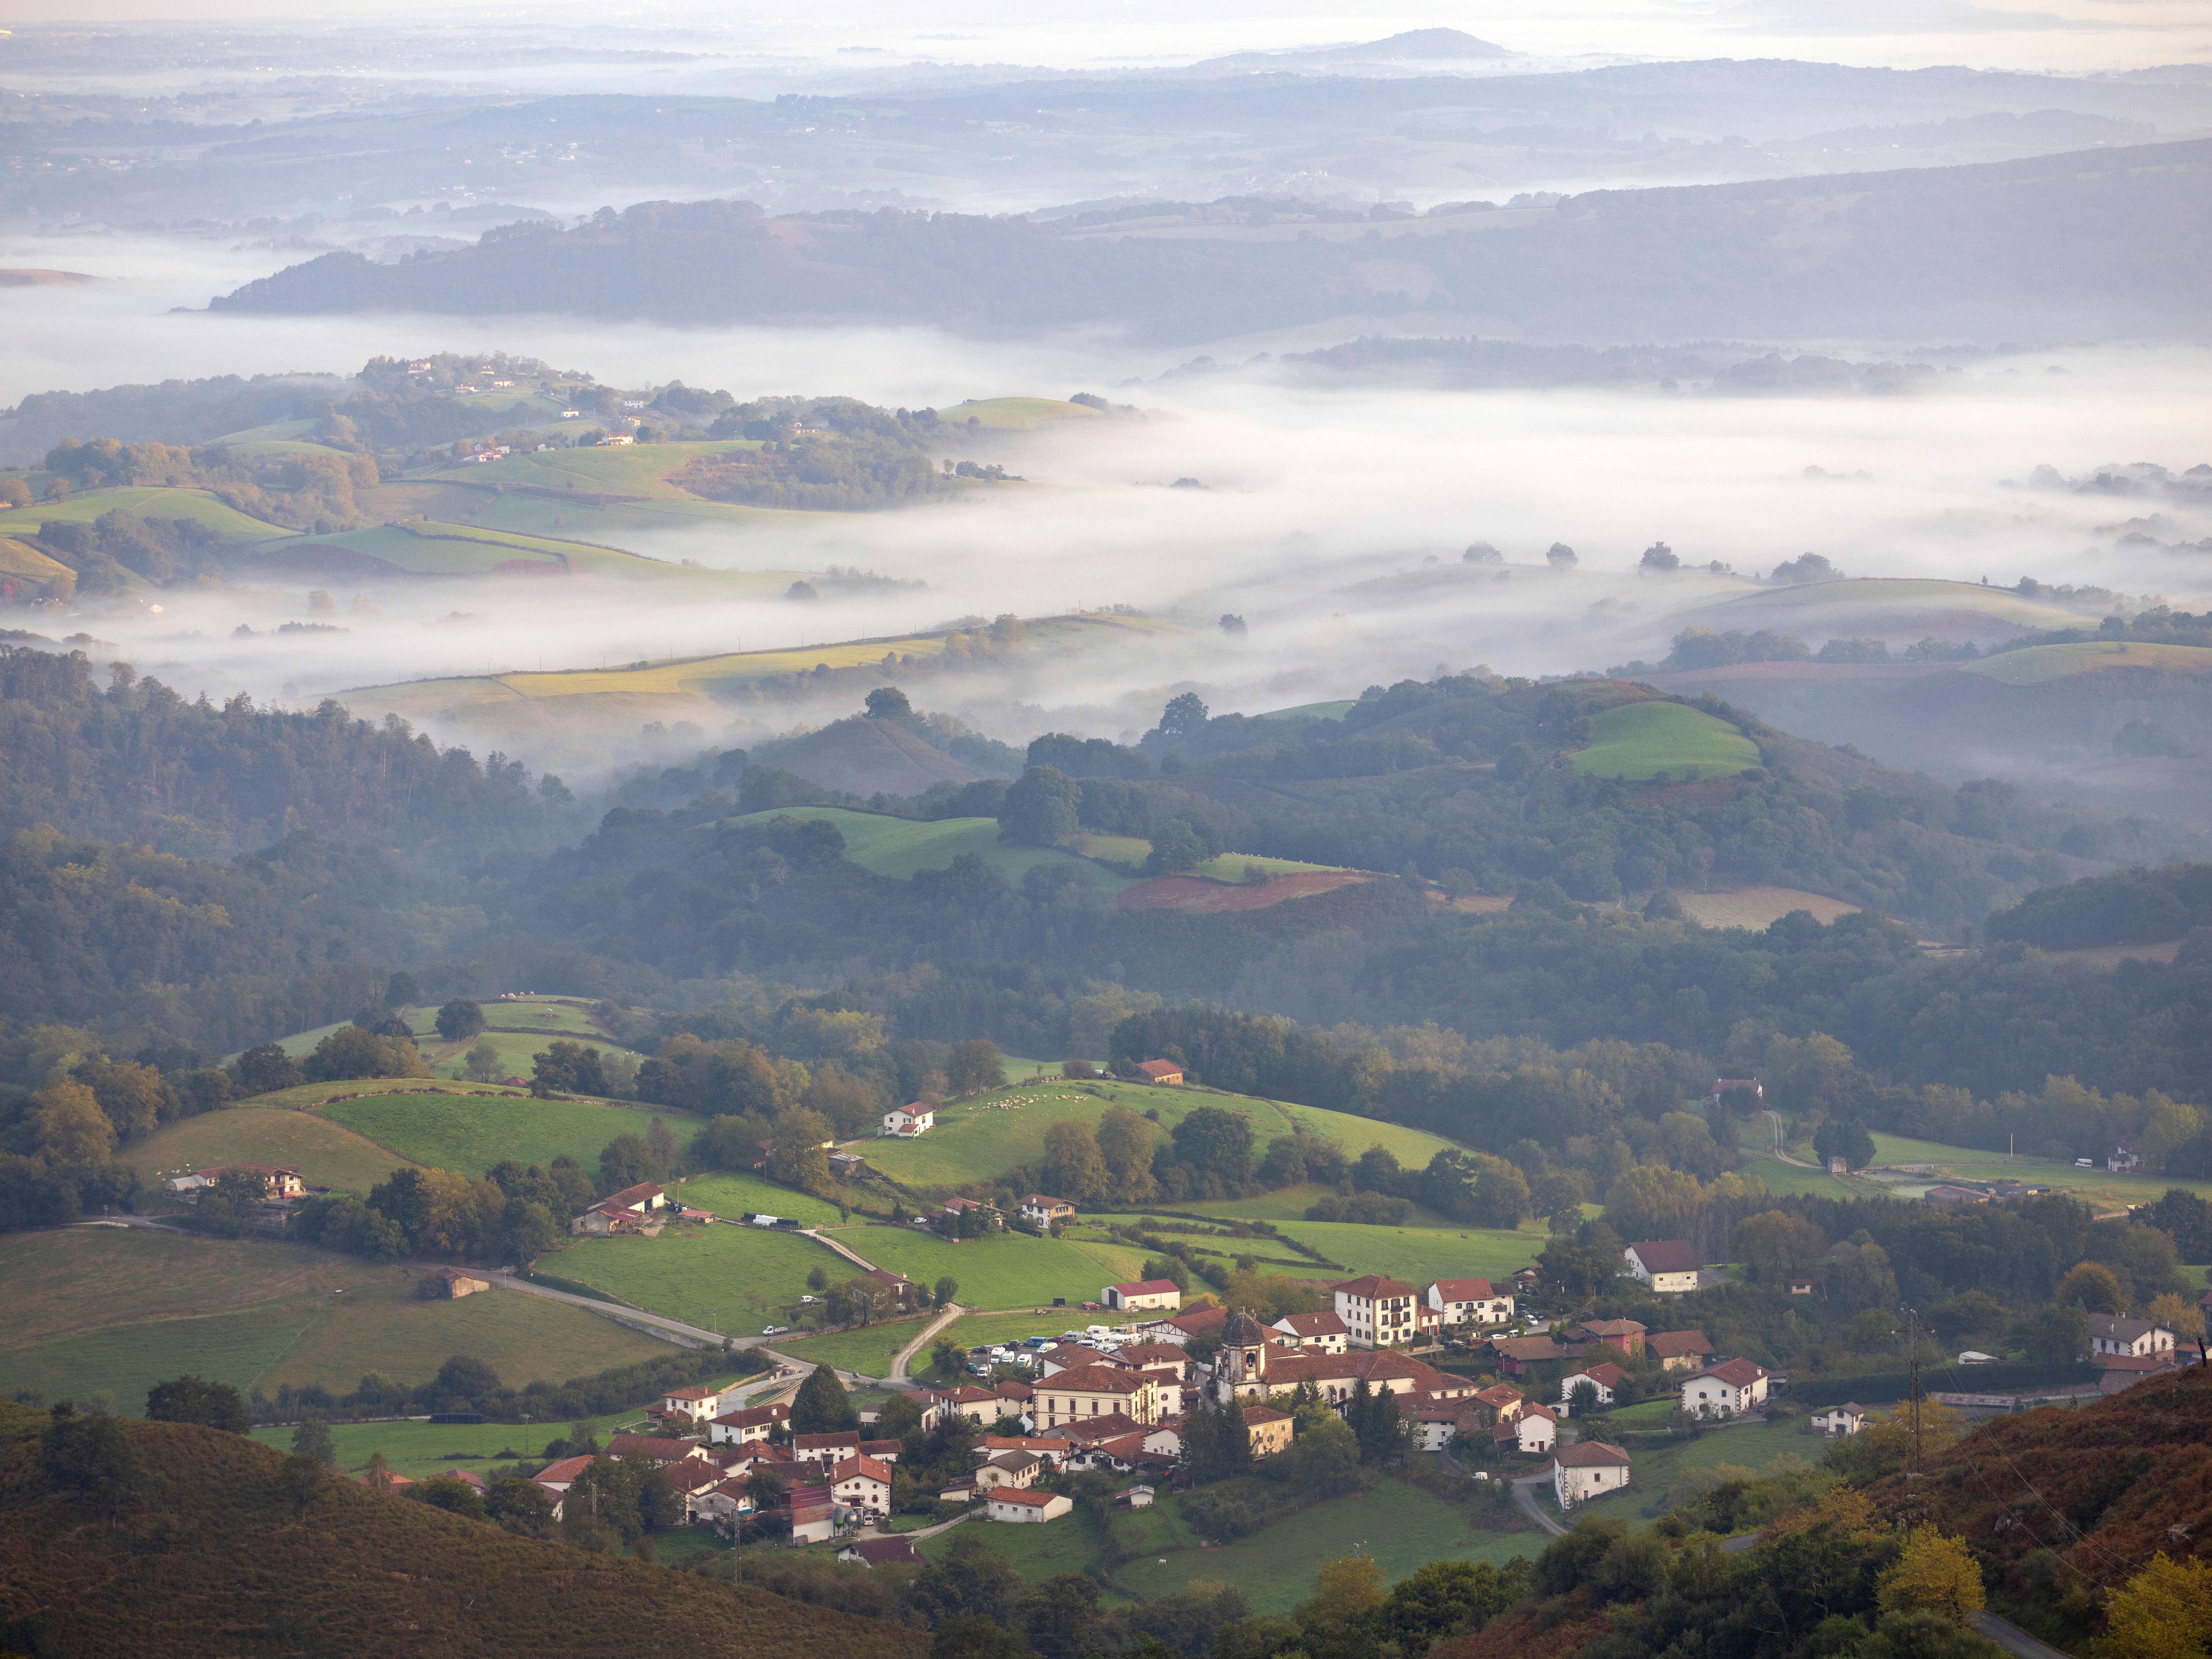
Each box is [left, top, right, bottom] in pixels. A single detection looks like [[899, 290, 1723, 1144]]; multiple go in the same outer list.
[[9, 243, 2210, 774]]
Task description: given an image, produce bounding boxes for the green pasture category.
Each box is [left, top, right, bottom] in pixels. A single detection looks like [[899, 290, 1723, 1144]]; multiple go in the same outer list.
[[1734, 1155, 1858, 1200], [1065, 831, 1354, 882], [1565, 1420, 1812, 1531], [416, 1030, 649, 1086], [1163, 1186, 1455, 1227], [212, 417, 322, 444], [118, 1105, 420, 1195], [771, 1316, 938, 1378], [941, 398, 1105, 431], [671, 1171, 845, 1227], [1570, 701, 1762, 783], [0, 484, 293, 542], [1125, 1478, 1536, 1611], [545, 1222, 841, 1334], [1961, 641, 2212, 685], [732, 808, 1142, 893], [457, 488, 825, 550], [921, 1504, 1114, 1578], [321, 1091, 697, 1180], [427, 439, 761, 499], [860, 1078, 1463, 1193], [828, 1225, 1149, 1311], [0, 1227, 670, 1410], [1085, 1210, 1541, 1285], [1255, 701, 1357, 721]]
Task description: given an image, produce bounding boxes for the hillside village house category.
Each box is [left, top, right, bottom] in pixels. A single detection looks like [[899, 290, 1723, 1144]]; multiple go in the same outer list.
[[1271, 1311, 1350, 1353], [1574, 1319, 1648, 1358], [975, 1450, 1043, 1491], [1553, 1442, 1633, 1508], [1624, 1241, 1703, 1294], [1243, 1404, 1295, 1458], [1032, 1365, 1165, 1428], [826, 1454, 893, 1517], [988, 1488, 1074, 1523], [787, 1484, 837, 1544], [707, 1402, 790, 1445], [941, 1196, 1004, 1231], [1334, 1275, 1421, 1347], [922, 1385, 1025, 1431], [839, 1537, 921, 1567], [1134, 1059, 1184, 1085], [1214, 1312, 1471, 1414], [1513, 1402, 1558, 1453], [1021, 1194, 1076, 1229], [1426, 1278, 1515, 1328], [658, 1384, 732, 1424], [435, 1267, 490, 1298], [1488, 1336, 1565, 1379], [1707, 1078, 1762, 1105], [1681, 1358, 1771, 1418], [1561, 1362, 1629, 1409], [882, 1104, 935, 1136], [189, 1164, 306, 1198], [1810, 1403, 1869, 1436], [1103, 1278, 1183, 1313], [1647, 1330, 1716, 1372], [571, 1180, 668, 1236], [2089, 1315, 2176, 1358]]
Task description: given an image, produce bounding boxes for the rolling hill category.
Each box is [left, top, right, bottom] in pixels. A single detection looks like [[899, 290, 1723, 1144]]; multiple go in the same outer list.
[[0, 1401, 927, 1658], [205, 141, 2212, 345]]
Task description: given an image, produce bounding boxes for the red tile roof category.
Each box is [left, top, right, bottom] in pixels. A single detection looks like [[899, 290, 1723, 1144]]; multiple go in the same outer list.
[[828, 1455, 893, 1485], [1691, 1358, 1770, 1387], [607, 1434, 699, 1463], [1556, 1442, 1633, 1468], [1647, 1330, 1715, 1359], [1272, 1311, 1348, 1337], [1135, 1060, 1183, 1080], [1108, 1279, 1183, 1297], [1042, 1365, 1149, 1394], [1428, 1279, 1498, 1301], [988, 1487, 1065, 1509], [1333, 1275, 1416, 1299]]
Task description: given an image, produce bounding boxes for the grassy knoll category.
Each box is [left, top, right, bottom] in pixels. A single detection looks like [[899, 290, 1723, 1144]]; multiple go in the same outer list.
[[832, 1225, 1149, 1311], [922, 1505, 1115, 1577], [545, 1222, 841, 1335], [0, 1227, 669, 1410], [1085, 1211, 1541, 1284], [672, 1171, 844, 1226], [1065, 832, 1353, 882], [416, 1029, 649, 1085], [1962, 641, 2212, 685], [940, 397, 1106, 430], [118, 1106, 421, 1195], [243, 1393, 721, 1482], [732, 807, 1142, 893], [1570, 701, 1762, 782], [771, 1316, 937, 1378], [1159, 1186, 1456, 1227], [1734, 1155, 1859, 1200], [1126, 1478, 1536, 1612], [860, 1078, 1461, 1192], [0, 484, 292, 541], [1256, 700, 1357, 721], [321, 1091, 698, 1179], [1566, 1420, 1811, 1531]]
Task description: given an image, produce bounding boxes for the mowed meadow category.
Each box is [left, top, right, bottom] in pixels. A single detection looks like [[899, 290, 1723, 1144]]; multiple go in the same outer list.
[[0, 1227, 670, 1412]]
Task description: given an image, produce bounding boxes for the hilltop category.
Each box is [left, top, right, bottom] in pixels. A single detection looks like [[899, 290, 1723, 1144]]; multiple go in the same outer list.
[[0, 1403, 924, 1658]]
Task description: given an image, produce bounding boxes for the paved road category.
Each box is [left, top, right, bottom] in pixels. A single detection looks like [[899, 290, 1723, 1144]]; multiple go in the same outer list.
[[891, 1302, 967, 1382], [1970, 1613, 2075, 1659], [1511, 1472, 1568, 1537]]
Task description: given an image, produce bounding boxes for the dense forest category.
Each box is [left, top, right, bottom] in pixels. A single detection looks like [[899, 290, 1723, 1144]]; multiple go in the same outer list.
[[206, 141, 2212, 343]]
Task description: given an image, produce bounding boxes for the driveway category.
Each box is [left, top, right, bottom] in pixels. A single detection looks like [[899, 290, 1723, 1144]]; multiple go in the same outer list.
[[1511, 1471, 1568, 1537]]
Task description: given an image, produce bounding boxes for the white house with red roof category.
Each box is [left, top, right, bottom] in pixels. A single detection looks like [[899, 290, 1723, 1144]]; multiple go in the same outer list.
[[1553, 1442, 1633, 1507], [826, 1453, 893, 1516], [1426, 1278, 1515, 1327], [1624, 1241, 1703, 1294], [987, 1487, 1074, 1523], [1333, 1275, 1420, 1348], [1514, 1401, 1559, 1452], [707, 1401, 790, 1445], [1020, 1194, 1076, 1228], [1133, 1060, 1184, 1085], [1681, 1358, 1771, 1418], [881, 1103, 935, 1136], [1103, 1278, 1183, 1313], [1561, 1362, 1629, 1410], [658, 1383, 732, 1424], [1270, 1311, 1350, 1353]]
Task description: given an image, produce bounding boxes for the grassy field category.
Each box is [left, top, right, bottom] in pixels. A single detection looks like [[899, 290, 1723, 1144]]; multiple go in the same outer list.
[[672, 1171, 845, 1226], [1676, 887, 1860, 930], [771, 1316, 938, 1378], [1166, 1186, 1456, 1227], [923, 1505, 1114, 1577], [860, 1078, 1464, 1192], [1255, 700, 1357, 721], [544, 1221, 842, 1335], [0, 484, 292, 542], [0, 1228, 671, 1410], [1961, 641, 2212, 685], [1068, 832, 1352, 883], [426, 439, 762, 499], [1863, 1131, 2212, 1207], [1567, 1420, 1812, 1530], [1736, 1155, 1860, 1200], [1571, 702, 1763, 782], [1126, 1478, 1537, 1611], [940, 397, 1106, 430], [322, 1091, 698, 1179], [118, 1106, 421, 1195], [732, 807, 1142, 893], [827, 1224, 1149, 1311], [1084, 1210, 1542, 1284]]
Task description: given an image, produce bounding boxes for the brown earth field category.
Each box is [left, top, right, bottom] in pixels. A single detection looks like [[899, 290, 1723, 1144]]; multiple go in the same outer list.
[[1115, 871, 1378, 912]]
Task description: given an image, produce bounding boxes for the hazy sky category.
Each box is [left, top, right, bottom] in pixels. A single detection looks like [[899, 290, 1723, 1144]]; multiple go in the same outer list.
[[5, 0, 2210, 75]]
